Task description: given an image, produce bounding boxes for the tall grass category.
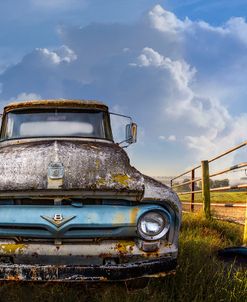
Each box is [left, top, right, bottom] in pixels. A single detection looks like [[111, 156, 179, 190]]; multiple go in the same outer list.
[[0, 213, 246, 302]]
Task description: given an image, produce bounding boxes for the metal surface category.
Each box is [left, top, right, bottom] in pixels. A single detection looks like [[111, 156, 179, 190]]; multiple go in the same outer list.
[[0, 140, 144, 200], [0, 204, 171, 239], [0, 99, 182, 281], [0, 240, 177, 263], [208, 140, 247, 163], [0, 257, 177, 281], [4, 99, 108, 113]]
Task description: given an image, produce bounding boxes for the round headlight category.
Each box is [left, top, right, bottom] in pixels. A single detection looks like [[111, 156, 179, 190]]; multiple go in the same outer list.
[[137, 211, 170, 241]]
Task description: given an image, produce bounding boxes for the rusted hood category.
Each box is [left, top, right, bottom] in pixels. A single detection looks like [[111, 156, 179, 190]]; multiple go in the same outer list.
[[0, 140, 144, 200]]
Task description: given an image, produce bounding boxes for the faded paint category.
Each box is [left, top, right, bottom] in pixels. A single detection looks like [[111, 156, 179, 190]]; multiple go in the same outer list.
[[130, 207, 139, 224], [112, 212, 125, 224], [143, 175, 182, 217], [0, 99, 182, 282], [0, 140, 144, 199]]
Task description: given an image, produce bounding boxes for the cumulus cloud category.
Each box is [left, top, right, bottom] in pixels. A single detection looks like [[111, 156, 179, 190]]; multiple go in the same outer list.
[[0, 4, 246, 173], [36, 45, 77, 65]]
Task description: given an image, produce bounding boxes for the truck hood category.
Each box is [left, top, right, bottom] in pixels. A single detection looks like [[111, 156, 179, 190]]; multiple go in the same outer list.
[[0, 139, 144, 200]]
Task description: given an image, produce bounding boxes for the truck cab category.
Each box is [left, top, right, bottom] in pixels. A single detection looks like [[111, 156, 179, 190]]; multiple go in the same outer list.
[[0, 99, 181, 281]]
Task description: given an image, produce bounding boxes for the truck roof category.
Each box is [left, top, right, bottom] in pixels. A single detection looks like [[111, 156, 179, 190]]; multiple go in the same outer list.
[[4, 99, 109, 113]]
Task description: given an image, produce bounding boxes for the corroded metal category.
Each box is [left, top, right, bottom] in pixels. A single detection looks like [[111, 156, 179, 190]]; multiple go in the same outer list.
[[0, 258, 177, 281], [142, 175, 182, 217], [4, 99, 108, 113], [0, 140, 144, 200], [0, 240, 177, 262], [0, 99, 182, 282]]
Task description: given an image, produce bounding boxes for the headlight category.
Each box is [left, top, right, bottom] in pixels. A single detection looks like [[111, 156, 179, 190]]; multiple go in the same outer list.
[[137, 211, 170, 241]]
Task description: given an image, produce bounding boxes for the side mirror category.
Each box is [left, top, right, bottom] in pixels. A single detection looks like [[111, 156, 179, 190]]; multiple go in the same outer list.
[[0, 114, 2, 139], [126, 123, 137, 144]]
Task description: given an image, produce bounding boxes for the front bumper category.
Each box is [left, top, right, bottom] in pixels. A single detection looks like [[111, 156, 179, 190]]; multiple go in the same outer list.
[[0, 257, 177, 281]]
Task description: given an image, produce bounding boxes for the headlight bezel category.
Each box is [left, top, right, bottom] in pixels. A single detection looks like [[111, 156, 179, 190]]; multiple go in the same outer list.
[[137, 210, 170, 241]]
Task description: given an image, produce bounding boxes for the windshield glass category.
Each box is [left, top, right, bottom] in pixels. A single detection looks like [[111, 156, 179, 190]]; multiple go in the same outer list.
[[2, 109, 113, 140]]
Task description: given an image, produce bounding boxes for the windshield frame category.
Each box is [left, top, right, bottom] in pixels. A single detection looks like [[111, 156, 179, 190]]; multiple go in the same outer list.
[[0, 107, 113, 142]]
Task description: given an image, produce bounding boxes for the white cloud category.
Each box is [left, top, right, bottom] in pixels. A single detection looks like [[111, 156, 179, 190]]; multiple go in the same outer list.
[[36, 45, 77, 65], [159, 135, 176, 142], [168, 135, 176, 141], [0, 92, 41, 112], [8, 92, 41, 102], [0, 5, 246, 173], [148, 5, 191, 33]]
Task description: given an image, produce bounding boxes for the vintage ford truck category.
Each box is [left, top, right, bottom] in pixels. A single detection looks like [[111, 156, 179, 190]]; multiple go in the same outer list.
[[0, 99, 181, 282]]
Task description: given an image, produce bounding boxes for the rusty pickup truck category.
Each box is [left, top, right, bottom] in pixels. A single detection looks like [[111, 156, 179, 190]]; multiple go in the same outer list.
[[0, 99, 181, 282]]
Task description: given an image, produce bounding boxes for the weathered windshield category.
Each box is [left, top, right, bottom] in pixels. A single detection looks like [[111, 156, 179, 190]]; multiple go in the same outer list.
[[2, 109, 113, 140]]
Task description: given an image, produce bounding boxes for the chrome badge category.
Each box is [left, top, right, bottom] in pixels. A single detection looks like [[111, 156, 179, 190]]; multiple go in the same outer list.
[[48, 162, 64, 179], [41, 214, 76, 227]]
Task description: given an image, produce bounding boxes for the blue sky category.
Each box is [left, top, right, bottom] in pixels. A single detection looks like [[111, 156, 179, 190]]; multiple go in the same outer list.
[[0, 0, 246, 176]]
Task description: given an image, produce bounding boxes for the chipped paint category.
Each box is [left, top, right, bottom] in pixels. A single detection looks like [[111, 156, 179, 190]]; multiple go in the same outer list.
[[0, 244, 26, 254]]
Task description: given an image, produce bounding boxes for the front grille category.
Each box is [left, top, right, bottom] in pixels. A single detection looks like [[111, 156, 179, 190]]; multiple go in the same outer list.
[[0, 198, 134, 206], [0, 225, 135, 239]]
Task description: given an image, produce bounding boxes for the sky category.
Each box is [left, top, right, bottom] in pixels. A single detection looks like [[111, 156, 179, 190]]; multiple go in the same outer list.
[[0, 0, 246, 177]]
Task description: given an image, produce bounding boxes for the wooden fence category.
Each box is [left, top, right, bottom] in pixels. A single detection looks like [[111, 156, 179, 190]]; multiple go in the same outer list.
[[170, 140, 247, 245]]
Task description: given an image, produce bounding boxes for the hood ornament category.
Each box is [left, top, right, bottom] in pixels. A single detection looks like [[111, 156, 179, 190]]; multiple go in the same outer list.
[[47, 162, 64, 189], [41, 214, 76, 228], [48, 162, 64, 179]]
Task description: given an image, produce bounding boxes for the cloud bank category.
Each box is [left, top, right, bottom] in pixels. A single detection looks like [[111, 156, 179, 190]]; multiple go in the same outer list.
[[0, 5, 246, 174]]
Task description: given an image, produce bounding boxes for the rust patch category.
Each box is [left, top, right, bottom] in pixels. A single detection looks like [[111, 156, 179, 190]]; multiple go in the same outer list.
[[130, 207, 139, 224], [4, 99, 108, 113], [115, 241, 135, 255], [141, 251, 160, 258], [0, 244, 26, 254]]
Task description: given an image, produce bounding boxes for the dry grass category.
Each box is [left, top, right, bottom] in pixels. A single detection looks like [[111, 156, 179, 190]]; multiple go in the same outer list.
[[179, 191, 247, 203]]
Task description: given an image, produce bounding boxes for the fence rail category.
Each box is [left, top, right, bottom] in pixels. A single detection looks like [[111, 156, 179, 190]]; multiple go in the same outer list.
[[170, 140, 247, 245]]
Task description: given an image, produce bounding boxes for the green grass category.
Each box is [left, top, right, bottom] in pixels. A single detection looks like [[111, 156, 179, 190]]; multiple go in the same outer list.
[[0, 213, 246, 302], [179, 191, 247, 203]]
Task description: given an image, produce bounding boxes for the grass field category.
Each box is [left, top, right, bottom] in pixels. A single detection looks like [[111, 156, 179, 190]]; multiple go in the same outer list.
[[179, 191, 247, 203], [0, 212, 246, 302]]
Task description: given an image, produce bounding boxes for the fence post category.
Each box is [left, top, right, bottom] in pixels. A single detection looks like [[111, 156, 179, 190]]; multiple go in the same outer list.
[[243, 199, 247, 245], [201, 160, 211, 218], [190, 169, 195, 212]]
